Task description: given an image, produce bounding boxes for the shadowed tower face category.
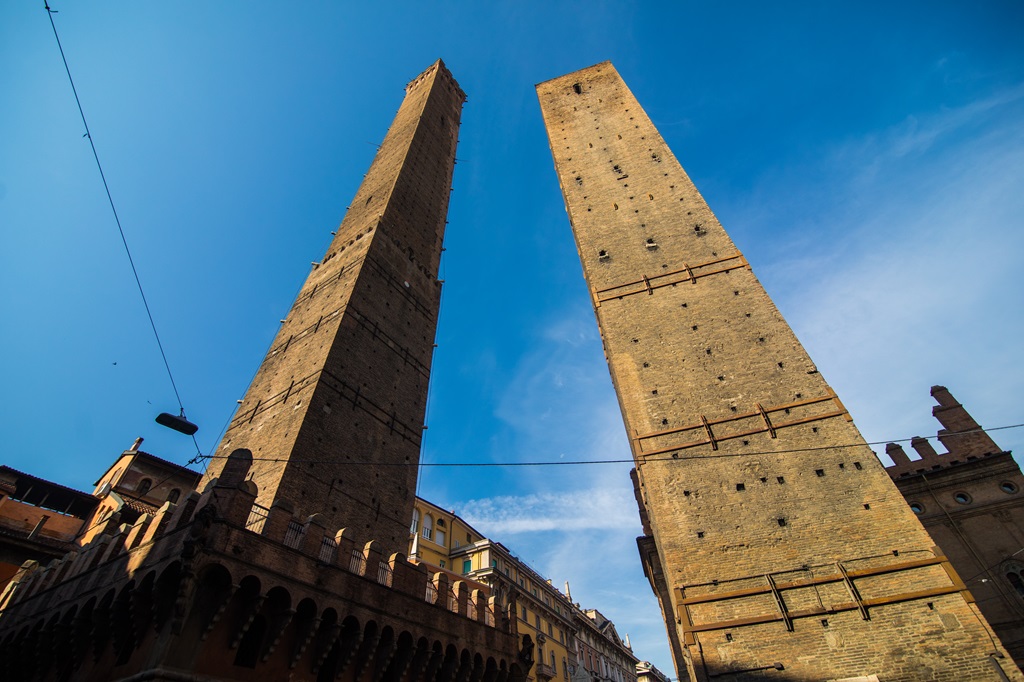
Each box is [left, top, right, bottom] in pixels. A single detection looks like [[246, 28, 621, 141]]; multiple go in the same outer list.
[[202, 61, 464, 555], [537, 62, 1021, 682]]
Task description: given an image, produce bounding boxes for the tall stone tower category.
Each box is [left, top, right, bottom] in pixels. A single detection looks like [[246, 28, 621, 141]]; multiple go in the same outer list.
[[537, 62, 1021, 682], [203, 60, 464, 555]]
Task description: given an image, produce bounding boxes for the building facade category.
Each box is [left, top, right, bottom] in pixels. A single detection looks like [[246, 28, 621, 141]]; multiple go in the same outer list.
[[635, 660, 671, 682], [410, 498, 637, 682], [411, 498, 577, 682], [0, 466, 99, 589], [0, 61, 531, 682], [536, 61, 1022, 681], [886, 386, 1024, 668], [573, 609, 638, 682]]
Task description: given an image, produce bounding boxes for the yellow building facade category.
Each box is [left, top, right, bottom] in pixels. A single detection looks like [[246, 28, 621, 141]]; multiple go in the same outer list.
[[409, 498, 577, 682]]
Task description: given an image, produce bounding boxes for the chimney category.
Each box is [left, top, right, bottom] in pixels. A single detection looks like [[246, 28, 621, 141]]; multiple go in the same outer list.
[[886, 443, 911, 467], [910, 436, 939, 461], [130, 437, 144, 452]]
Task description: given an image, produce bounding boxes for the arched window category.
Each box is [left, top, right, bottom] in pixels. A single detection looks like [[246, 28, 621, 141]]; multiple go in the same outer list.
[[422, 514, 433, 540], [137, 478, 152, 495], [410, 508, 420, 533], [167, 489, 180, 503], [1006, 562, 1024, 598], [1008, 571, 1024, 597]]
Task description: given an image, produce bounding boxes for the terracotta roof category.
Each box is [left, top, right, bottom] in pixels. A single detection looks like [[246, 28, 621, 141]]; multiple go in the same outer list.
[[0, 466, 94, 499], [120, 496, 159, 516], [132, 450, 202, 480]]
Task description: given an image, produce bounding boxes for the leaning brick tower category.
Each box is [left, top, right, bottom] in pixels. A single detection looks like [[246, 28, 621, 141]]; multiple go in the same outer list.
[[202, 60, 464, 556], [538, 62, 1021, 682]]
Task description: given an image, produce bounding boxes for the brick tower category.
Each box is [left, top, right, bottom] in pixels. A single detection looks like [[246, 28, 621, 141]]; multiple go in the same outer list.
[[537, 62, 1021, 681], [887, 386, 1024, 669], [203, 60, 464, 555]]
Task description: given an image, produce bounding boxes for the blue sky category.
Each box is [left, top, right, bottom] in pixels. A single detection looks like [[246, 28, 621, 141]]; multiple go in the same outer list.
[[3, 2, 1023, 675]]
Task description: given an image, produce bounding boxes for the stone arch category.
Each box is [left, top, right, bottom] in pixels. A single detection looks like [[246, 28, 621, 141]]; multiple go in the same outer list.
[[15, 619, 46, 681], [405, 636, 432, 682], [233, 612, 267, 668], [317, 613, 361, 682], [153, 560, 181, 629], [132, 570, 157, 643], [469, 653, 486, 682], [112, 579, 138, 665], [287, 597, 318, 669], [351, 619, 381, 681], [496, 657, 510, 682], [382, 629, 417, 682], [373, 625, 397, 681], [421, 639, 445, 682], [177, 562, 233, 648], [33, 611, 62, 679], [92, 587, 118, 662], [53, 604, 79, 677], [454, 648, 473, 682], [72, 597, 97, 668], [311, 607, 340, 675], [254, 585, 292, 663], [223, 574, 265, 665]]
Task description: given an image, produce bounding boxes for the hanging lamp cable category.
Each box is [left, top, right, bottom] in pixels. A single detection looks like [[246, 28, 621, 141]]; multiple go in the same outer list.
[[44, 2, 199, 455]]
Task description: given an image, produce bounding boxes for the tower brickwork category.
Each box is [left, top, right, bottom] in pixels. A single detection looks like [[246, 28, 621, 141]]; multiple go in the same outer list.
[[203, 60, 465, 555], [537, 62, 1021, 681], [888, 387, 1024, 669]]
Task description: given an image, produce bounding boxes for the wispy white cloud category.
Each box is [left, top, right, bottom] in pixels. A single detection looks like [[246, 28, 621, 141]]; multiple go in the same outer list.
[[752, 81, 1024, 462], [461, 486, 638, 535]]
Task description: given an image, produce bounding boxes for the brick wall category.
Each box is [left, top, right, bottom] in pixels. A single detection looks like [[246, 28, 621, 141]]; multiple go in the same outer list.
[[203, 61, 465, 557], [537, 62, 1021, 682]]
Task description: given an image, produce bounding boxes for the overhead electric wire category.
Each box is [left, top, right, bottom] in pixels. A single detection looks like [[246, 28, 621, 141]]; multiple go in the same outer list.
[[44, 2, 199, 456], [196, 421, 1024, 467]]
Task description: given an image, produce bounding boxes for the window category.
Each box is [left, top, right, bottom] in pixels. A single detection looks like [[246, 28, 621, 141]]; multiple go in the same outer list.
[[547, 623, 553, 636], [462, 559, 472, 574], [439, 560, 446, 569], [535, 615, 541, 629], [522, 605, 528, 620], [137, 478, 152, 495], [1008, 570, 1024, 597], [1002, 481, 1019, 494], [167, 489, 180, 503], [910, 502, 925, 514], [436, 518, 445, 527], [454, 539, 461, 549], [422, 514, 433, 540], [436, 530, 446, 546], [954, 492, 972, 505], [411, 508, 420, 533]]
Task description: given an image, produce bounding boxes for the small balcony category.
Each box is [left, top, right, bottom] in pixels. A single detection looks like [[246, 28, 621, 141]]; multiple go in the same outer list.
[[535, 663, 557, 681]]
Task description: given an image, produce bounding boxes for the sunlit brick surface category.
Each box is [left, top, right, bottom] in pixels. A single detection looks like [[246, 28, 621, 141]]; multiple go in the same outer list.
[[538, 62, 1021, 682], [203, 61, 464, 556]]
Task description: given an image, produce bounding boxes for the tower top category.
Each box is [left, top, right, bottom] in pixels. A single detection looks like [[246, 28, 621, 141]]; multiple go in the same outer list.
[[407, 58, 466, 102]]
